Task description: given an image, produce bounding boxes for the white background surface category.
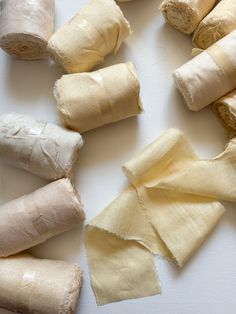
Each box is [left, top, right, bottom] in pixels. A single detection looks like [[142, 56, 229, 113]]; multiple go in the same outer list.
[[0, 0, 235, 313]]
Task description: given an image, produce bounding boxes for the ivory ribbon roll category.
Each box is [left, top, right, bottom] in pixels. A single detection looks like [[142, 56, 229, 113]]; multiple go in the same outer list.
[[213, 89, 236, 137], [193, 0, 236, 49], [0, 254, 83, 314], [47, 0, 132, 73], [161, 0, 217, 35], [0, 179, 85, 257], [54, 62, 143, 133], [173, 30, 236, 111], [86, 128, 236, 305], [0, 113, 83, 180], [0, 0, 55, 60]]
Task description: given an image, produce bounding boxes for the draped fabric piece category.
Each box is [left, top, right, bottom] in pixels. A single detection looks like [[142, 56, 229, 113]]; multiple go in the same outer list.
[[48, 0, 131, 73], [161, 0, 217, 35], [0, 254, 83, 314], [213, 89, 236, 137], [173, 30, 236, 111], [86, 128, 236, 305], [0, 0, 54, 60], [193, 0, 236, 49], [54, 62, 143, 133]]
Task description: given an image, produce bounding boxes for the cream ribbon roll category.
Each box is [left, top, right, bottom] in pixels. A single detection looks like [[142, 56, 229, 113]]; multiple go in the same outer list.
[[48, 0, 132, 73], [173, 30, 236, 111], [161, 0, 217, 35], [0, 178, 85, 257], [0, 254, 83, 314], [213, 89, 236, 137], [54, 62, 143, 133], [0, 0, 55, 60], [0, 113, 83, 180], [193, 0, 236, 49], [86, 128, 236, 305]]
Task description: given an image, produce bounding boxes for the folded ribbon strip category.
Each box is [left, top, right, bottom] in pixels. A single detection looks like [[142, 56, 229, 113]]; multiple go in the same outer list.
[[86, 128, 236, 305]]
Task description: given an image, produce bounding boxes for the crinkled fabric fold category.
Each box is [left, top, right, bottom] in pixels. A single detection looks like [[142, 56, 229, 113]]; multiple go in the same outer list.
[[173, 30, 236, 111], [161, 0, 217, 35], [193, 0, 236, 49], [0, 0, 55, 60], [0, 178, 85, 257], [85, 128, 236, 305], [0, 113, 83, 180], [48, 0, 132, 73], [54, 62, 143, 133], [213, 89, 236, 138], [0, 254, 83, 314]]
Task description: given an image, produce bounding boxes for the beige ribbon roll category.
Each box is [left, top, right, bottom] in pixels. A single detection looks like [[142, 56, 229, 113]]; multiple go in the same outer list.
[[54, 62, 143, 133], [86, 128, 236, 305], [0, 179, 85, 257], [0, 0, 55, 60], [0, 254, 83, 314], [173, 29, 236, 111], [161, 0, 217, 35]]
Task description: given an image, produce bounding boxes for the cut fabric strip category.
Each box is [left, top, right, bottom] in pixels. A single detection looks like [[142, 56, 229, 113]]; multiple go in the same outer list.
[[86, 128, 236, 305]]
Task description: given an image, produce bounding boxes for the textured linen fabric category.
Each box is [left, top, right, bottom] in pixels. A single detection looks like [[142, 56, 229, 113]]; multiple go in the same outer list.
[[0, 179, 85, 257], [0, 0, 54, 60], [85, 128, 236, 305], [213, 89, 236, 137], [0, 254, 83, 314], [48, 0, 132, 73], [54, 62, 143, 133], [193, 0, 236, 49], [0, 113, 83, 180], [161, 0, 217, 34], [173, 30, 236, 111]]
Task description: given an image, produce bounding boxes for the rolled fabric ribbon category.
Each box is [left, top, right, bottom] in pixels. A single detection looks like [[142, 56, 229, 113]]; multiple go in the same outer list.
[[161, 0, 217, 35], [0, 178, 85, 257], [213, 89, 236, 137], [193, 0, 236, 49], [54, 62, 143, 133], [86, 128, 236, 305], [47, 0, 132, 73], [0, 113, 83, 180], [0, 254, 83, 314], [173, 30, 236, 111], [0, 0, 55, 60]]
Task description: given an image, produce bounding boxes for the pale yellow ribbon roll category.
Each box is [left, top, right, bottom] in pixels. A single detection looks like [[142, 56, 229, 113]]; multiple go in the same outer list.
[[0, 179, 85, 257], [54, 62, 143, 133], [173, 30, 236, 111], [86, 128, 236, 305], [213, 89, 236, 137], [0, 0, 55, 60], [161, 0, 217, 35], [0, 254, 83, 314], [193, 0, 236, 49], [48, 0, 132, 73]]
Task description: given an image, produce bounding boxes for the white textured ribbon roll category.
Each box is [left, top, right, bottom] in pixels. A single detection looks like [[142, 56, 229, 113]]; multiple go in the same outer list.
[[193, 0, 236, 49], [0, 113, 83, 180], [86, 128, 236, 305], [48, 0, 132, 73], [161, 0, 217, 34], [0, 178, 85, 257], [0, 254, 83, 314], [54, 62, 143, 133], [0, 0, 55, 60], [173, 30, 236, 111]]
